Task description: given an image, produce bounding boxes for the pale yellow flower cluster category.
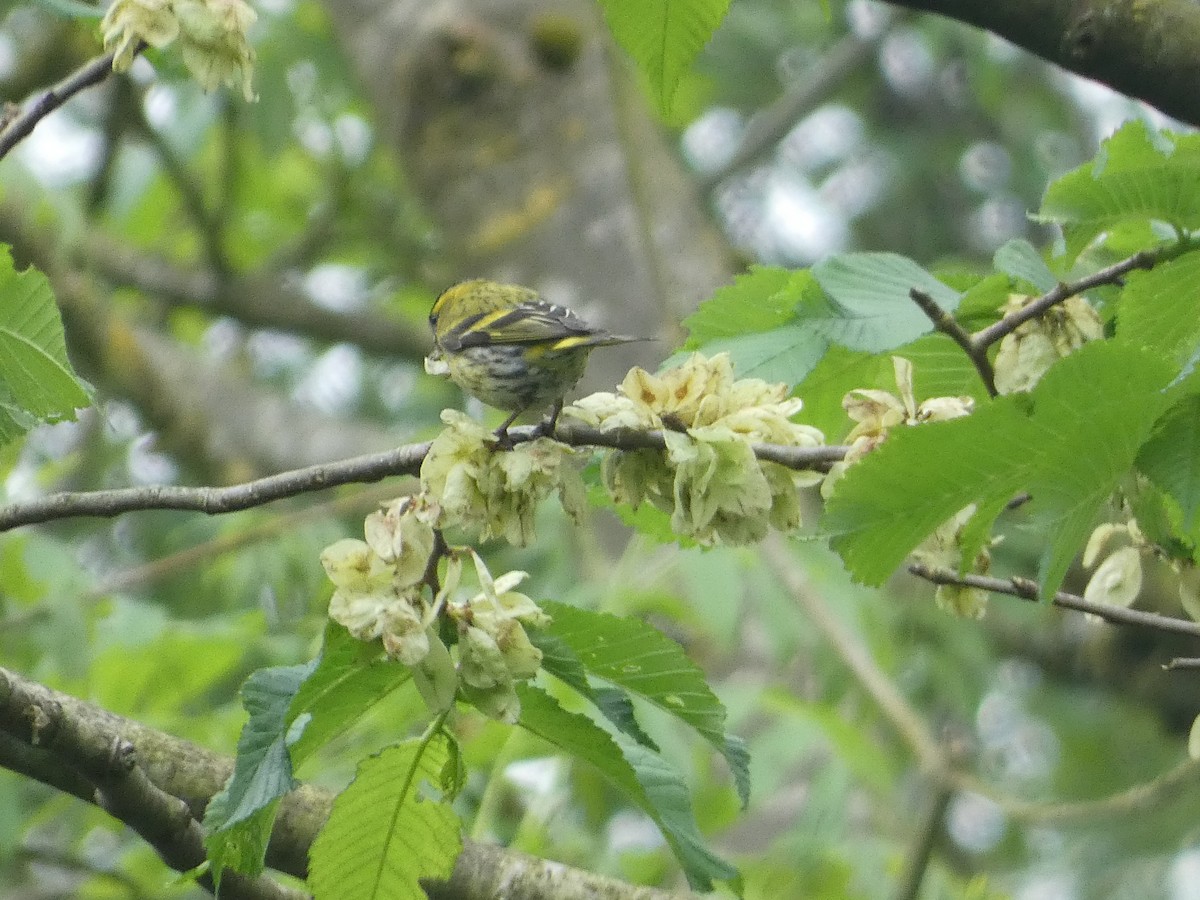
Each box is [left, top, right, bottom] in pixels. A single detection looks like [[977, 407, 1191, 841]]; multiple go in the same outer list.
[[993, 294, 1102, 394], [910, 505, 991, 618], [822, 356, 974, 497], [420, 410, 587, 547], [320, 496, 549, 722], [567, 352, 825, 546], [101, 0, 257, 101]]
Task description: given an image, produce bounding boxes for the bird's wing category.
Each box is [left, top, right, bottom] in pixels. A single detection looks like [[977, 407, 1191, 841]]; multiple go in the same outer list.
[[451, 301, 597, 348]]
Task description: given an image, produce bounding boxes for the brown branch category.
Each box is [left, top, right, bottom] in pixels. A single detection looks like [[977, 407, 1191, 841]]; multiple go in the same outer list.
[[877, 0, 1200, 126], [0, 51, 119, 160], [81, 235, 431, 358], [891, 783, 953, 900], [0, 425, 849, 532], [0, 666, 695, 900], [907, 563, 1200, 639], [909, 287, 997, 397], [972, 250, 1159, 350], [0, 668, 304, 900], [1164, 657, 1200, 671]]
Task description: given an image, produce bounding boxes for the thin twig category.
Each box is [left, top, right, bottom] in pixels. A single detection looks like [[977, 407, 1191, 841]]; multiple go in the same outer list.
[[972, 250, 1159, 350], [909, 288, 997, 397], [0, 425, 849, 531], [907, 563, 1200, 639], [0, 52, 119, 161], [1164, 657, 1200, 671], [891, 783, 953, 900], [948, 755, 1200, 824]]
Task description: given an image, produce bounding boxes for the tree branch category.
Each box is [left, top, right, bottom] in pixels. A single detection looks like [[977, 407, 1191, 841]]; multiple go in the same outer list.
[[0, 668, 304, 900], [971, 250, 1160, 351], [0, 424, 849, 531], [0, 666, 696, 900], [878, 0, 1200, 126], [909, 287, 997, 397], [0, 51, 118, 160], [907, 563, 1200, 639]]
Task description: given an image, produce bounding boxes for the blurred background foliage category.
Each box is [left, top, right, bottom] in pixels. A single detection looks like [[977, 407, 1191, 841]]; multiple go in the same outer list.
[[0, 0, 1194, 898]]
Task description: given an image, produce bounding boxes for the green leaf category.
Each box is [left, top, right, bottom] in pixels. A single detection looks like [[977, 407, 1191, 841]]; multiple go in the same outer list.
[[682, 267, 829, 385], [308, 732, 462, 900], [540, 600, 750, 807], [287, 623, 412, 766], [517, 684, 737, 890], [824, 341, 1175, 598], [0, 246, 90, 444], [1039, 122, 1200, 260], [204, 663, 311, 879], [598, 0, 732, 116], [1116, 249, 1200, 362], [810, 252, 960, 351], [1138, 393, 1200, 533], [993, 239, 1059, 292], [530, 629, 659, 750]]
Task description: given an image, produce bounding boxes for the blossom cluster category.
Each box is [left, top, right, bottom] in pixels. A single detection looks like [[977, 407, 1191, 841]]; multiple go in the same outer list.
[[320, 496, 549, 722], [420, 410, 587, 547], [993, 294, 1102, 394], [566, 352, 826, 546], [101, 0, 257, 101]]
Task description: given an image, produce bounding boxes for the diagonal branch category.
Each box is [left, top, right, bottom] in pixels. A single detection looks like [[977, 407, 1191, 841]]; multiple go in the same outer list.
[[907, 563, 1200, 639], [0, 668, 304, 900], [0, 51, 119, 160], [972, 250, 1160, 351], [0, 666, 696, 900], [0, 424, 849, 531], [908, 287, 997, 397]]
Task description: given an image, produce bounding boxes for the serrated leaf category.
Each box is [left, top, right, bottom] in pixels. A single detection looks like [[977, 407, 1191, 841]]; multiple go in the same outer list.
[[204, 663, 311, 879], [288, 623, 412, 766], [1039, 122, 1200, 260], [683, 266, 828, 385], [993, 239, 1059, 292], [598, 0, 732, 116], [517, 684, 737, 890], [1117, 250, 1200, 362], [810, 252, 960, 351], [0, 247, 90, 443], [824, 341, 1175, 598], [540, 600, 749, 806], [309, 733, 462, 900], [1138, 393, 1200, 532], [530, 629, 658, 749]]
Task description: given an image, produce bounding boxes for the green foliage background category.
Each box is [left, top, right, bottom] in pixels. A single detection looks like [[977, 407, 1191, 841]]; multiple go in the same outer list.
[[1, 1, 1199, 899]]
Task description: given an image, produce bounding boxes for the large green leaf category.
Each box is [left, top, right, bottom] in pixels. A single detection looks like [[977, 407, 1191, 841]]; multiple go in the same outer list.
[[517, 684, 737, 891], [1039, 122, 1200, 260], [683, 266, 829, 385], [1138, 392, 1200, 533], [541, 600, 750, 806], [598, 0, 732, 116], [824, 341, 1175, 597], [1116, 249, 1200, 363], [0, 246, 90, 444], [308, 732, 462, 900], [203, 663, 311, 880], [205, 625, 411, 879], [288, 623, 412, 766], [809, 252, 959, 352]]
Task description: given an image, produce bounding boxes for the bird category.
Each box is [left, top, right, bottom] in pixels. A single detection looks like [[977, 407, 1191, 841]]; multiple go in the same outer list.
[[427, 279, 643, 439]]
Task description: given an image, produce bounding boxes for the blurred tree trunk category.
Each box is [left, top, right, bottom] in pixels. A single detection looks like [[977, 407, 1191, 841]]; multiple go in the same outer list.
[[322, 0, 735, 392]]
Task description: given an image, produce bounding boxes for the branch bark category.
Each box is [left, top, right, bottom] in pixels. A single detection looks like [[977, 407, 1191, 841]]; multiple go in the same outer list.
[[0, 666, 696, 900], [879, 0, 1200, 126]]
